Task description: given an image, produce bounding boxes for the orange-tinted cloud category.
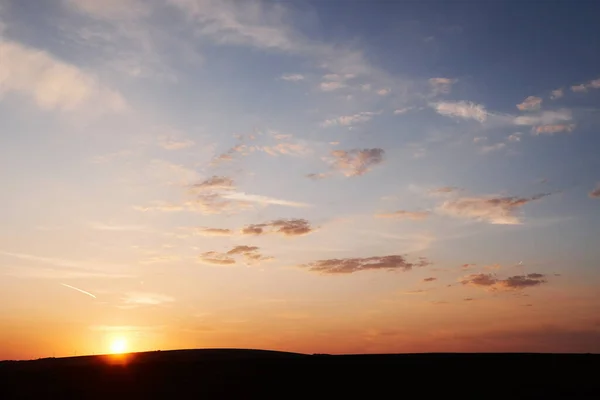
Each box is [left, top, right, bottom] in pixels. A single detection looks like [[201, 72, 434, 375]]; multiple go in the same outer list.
[[423, 277, 437, 282], [193, 228, 233, 236], [304, 255, 430, 274]]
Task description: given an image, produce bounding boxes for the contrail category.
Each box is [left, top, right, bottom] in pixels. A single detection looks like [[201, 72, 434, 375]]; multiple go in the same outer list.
[[61, 283, 96, 298]]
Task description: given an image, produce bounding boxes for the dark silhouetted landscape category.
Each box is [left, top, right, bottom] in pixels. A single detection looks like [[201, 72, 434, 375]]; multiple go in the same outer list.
[[1, 349, 598, 398]]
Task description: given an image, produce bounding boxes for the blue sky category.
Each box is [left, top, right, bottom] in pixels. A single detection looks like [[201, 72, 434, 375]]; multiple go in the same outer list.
[[0, 0, 599, 358]]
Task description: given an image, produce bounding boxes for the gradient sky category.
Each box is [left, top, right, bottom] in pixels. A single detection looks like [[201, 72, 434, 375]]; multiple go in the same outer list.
[[1, 0, 599, 360]]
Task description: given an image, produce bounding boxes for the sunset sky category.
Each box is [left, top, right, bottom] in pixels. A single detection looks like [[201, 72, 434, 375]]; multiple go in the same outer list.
[[1, 0, 599, 360]]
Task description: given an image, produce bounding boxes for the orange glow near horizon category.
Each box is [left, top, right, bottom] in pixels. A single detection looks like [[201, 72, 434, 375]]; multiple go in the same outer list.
[[109, 338, 128, 355]]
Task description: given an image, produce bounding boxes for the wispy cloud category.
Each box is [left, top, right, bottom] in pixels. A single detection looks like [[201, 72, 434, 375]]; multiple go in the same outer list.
[[460, 273, 547, 291], [122, 291, 175, 306], [516, 96, 542, 111], [280, 73, 304, 82], [533, 124, 575, 135], [432, 101, 488, 122], [514, 109, 572, 126], [61, 283, 96, 298], [589, 184, 600, 199], [64, 0, 149, 20], [321, 111, 380, 128], [221, 192, 311, 208], [0, 250, 132, 279], [479, 142, 506, 154], [306, 173, 327, 180], [191, 227, 234, 236], [570, 77, 600, 93], [0, 39, 127, 113], [550, 88, 564, 99], [241, 219, 315, 236], [199, 245, 272, 266], [438, 193, 552, 224], [88, 222, 148, 231], [429, 77, 456, 95], [329, 148, 385, 177], [423, 277, 437, 282], [376, 210, 431, 220], [304, 255, 431, 274], [428, 186, 462, 196]]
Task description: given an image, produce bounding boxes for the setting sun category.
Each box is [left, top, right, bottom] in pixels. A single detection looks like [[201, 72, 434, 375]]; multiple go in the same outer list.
[[110, 339, 127, 354]]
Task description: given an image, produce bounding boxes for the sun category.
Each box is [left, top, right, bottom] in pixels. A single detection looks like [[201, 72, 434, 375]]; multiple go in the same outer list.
[[110, 338, 127, 354]]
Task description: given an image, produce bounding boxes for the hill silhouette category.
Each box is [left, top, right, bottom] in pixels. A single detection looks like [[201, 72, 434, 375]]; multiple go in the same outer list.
[[1, 349, 598, 398]]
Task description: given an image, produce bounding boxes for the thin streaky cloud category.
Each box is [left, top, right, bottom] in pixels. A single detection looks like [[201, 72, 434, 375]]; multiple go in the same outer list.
[[61, 283, 96, 298], [221, 192, 311, 208]]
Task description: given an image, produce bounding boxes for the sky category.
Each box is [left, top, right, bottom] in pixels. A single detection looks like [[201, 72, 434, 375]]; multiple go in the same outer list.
[[1, 0, 599, 360]]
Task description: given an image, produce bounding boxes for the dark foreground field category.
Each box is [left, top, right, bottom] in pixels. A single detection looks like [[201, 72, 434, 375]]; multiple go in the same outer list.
[[1, 349, 598, 399]]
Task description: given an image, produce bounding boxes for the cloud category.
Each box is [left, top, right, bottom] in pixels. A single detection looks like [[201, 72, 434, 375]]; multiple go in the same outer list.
[[88, 222, 148, 232], [376, 210, 431, 220], [158, 133, 195, 150], [394, 107, 413, 115], [199, 251, 236, 265], [221, 192, 311, 208], [64, 0, 148, 20], [0, 39, 127, 113], [550, 89, 564, 99], [460, 273, 547, 290], [438, 193, 551, 224], [533, 124, 575, 135], [0, 250, 132, 279], [200, 245, 272, 265], [514, 109, 572, 126], [571, 77, 600, 93], [432, 101, 487, 122], [306, 173, 327, 180], [429, 77, 456, 94], [423, 277, 437, 282], [261, 142, 309, 157], [320, 81, 346, 91], [508, 133, 522, 142], [226, 245, 258, 255], [516, 96, 542, 111], [241, 219, 314, 236], [329, 148, 385, 177], [589, 184, 600, 199], [321, 111, 380, 127], [190, 176, 235, 191], [90, 325, 162, 332], [193, 228, 233, 236], [122, 292, 175, 306], [377, 88, 391, 96], [280, 73, 304, 82], [304, 254, 431, 274], [429, 186, 461, 195], [479, 143, 506, 154]]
